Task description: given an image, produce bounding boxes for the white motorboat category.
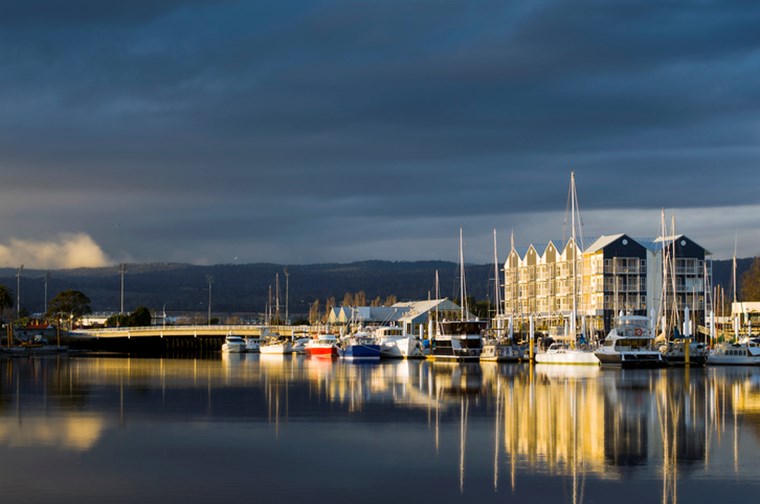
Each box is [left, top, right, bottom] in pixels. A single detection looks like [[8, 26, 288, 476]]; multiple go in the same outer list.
[[259, 338, 293, 354], [707, 340, 760, 365], [244, 337, 260, 353], [221, 335, 246, 353], [594, 315, 665, 368], [535, 342, 599, 365], [374, 326, 422, 359]]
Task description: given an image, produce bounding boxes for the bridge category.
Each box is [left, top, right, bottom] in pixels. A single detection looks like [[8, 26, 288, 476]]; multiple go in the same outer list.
[[69, 324, 317, 354], [73, 324, 314, 339]]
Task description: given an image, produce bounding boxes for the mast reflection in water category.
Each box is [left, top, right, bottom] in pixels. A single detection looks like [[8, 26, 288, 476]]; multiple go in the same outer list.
[[2, 355, 760, 503]]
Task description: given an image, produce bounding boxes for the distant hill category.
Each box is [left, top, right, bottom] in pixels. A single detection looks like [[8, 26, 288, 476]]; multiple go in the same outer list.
[[1, 257, 751, 318], [1, 261, 495, 318]]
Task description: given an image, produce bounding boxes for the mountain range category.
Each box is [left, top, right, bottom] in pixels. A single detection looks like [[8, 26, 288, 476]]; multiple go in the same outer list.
[[0, 258, 753, 319]]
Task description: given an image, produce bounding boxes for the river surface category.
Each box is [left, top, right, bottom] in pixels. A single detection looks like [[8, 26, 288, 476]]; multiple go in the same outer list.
[[2, 354, 760, 503]]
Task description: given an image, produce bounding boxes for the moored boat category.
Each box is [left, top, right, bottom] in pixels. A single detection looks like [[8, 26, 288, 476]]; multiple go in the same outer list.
[[305, 334, 339, 358], [535, 342, 599, 365], [660, 339, 708, 366], [480, 339, 523, 362], [259, 338, 293, 354], [707, 340, 760, 365], [339, 333, 381, 361], [221, 335, 246, 353], [431, 229, 484, 362], [432, 319, 485, 362], [374, 326, 423, 359], [244, 336, 260, 353], [594, 315, 665, 368]]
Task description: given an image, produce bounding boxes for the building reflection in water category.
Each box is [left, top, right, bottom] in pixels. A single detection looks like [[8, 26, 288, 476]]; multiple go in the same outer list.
[[2, 355, 760, 501]]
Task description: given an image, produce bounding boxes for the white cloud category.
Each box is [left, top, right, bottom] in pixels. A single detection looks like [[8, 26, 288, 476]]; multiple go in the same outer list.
[[0, 233, 112, 268]]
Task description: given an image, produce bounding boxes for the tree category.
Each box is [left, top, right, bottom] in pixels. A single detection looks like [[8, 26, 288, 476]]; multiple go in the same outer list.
[[130, 306, 153, 326], [0, 284, 13, 323], [342, 292, 355, 307], [740, 257, 760, 301], [309, 299, 321, 325], [46, 290, 92, 330], [107, 306, 153, 327]]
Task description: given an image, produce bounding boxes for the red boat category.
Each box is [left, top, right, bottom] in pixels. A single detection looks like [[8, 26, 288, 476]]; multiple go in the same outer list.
[[304, 334, 339, 358]]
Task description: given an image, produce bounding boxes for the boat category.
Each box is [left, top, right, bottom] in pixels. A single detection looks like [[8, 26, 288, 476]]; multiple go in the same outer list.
[[259, 338, 293, 354], [291, 337, 310, 354], [374, 326, 423, 359], [707, 339, 760, 365], [221, 335, 246, 353], [304, 334, 339, 358], [431, 229, 484, 362], [594, 315, 665, 368], [244, 336, 260, 353], [480, 230, 523, 363], [339, 332, 381, 361], [433, 319, 486, 361], [660, 338, 708, 366], [480, 339, 523, 362], [535, 341, 599, 365], [534, 173, 599, 366]]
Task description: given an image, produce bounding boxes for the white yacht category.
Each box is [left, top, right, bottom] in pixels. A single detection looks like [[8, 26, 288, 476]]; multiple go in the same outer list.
[[221, 335, 246, 353], [707, 339, 760, 365], [259, 338, 293, 354], [594, 315, 665, 368], [374, 326, 422, 359], [535, 341, 599, 365], [244, 337, 260, 353]]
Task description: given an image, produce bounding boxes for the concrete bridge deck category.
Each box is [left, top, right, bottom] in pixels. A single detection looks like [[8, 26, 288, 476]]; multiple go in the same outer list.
[[73, 324, 315, 339]]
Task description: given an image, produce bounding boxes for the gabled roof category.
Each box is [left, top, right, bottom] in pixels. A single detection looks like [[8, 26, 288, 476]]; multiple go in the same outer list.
[[652, 234, 711, 255], [584, 234, 626, 254], [393, 298, 473, 323], [511, 246, 530, 259]]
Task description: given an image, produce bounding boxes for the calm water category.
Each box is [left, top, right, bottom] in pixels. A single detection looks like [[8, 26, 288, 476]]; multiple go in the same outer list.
[[2, 354, 760, 503]]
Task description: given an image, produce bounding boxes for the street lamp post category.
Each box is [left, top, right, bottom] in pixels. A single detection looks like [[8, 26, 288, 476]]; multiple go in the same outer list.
[[44, 272, 50, 314], [119, 263, 126, 314], [284, 267, 289, 324], [206, 275, 214, 325], [16, 265, 23, 319]]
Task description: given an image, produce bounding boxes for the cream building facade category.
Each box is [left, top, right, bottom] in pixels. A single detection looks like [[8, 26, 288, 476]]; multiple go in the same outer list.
[[502, 233, 711, 339]]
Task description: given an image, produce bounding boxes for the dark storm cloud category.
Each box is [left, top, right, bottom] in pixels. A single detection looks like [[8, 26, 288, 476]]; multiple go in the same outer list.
[[2, 0, 760, 265]]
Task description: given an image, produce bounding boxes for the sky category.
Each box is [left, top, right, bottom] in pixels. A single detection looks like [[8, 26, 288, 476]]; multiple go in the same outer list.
[[2, 0, 760, 269]]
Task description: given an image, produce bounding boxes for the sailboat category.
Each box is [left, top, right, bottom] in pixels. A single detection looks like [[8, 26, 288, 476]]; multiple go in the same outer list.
[[481, 229, 523, 362], [708, 238, 760, 365], [535, 172, 599, 366], [657, 213, 708, 366], [431, 229, 485, 361]]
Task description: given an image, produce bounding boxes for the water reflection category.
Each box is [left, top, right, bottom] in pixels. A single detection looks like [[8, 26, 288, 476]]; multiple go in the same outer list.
[[2, 356, 760, 503]]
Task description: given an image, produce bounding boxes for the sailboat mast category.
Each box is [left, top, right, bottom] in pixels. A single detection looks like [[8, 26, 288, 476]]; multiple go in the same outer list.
[[459, 228, 467, 321], [493, 229, 502, 319]]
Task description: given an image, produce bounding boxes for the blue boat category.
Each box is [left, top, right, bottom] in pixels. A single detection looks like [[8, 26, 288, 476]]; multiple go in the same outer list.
[[339, 334, 381, 361]]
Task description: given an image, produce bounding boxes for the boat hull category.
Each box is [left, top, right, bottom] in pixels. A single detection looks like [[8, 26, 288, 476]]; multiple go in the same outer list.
[[305, 346, 338, 358], [596, 351, 665, 368], [260, 342, 293, 354], [341, 344, 381, 361], [535, 349, 599, 366], [480, 344, 522, 362]]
